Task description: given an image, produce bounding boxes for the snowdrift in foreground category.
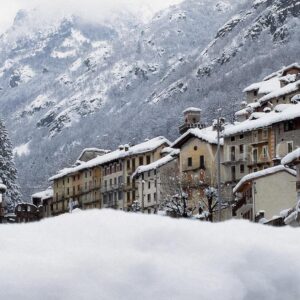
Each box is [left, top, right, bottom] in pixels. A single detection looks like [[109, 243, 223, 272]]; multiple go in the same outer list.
[[1, 210, 300, 300]]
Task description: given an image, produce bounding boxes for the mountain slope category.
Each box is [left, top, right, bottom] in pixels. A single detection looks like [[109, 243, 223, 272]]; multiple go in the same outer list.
[[0, 0, 299, 199]]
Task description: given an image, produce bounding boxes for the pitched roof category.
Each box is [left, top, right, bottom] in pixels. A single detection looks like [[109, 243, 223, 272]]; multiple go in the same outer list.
[[259, 80, 300, 104], [224, 103, 300, 137], [172, 126, 223, 148], [281, 148, 300, 166], [132, 150, 179, 178], [233, 166, 296, 194], [32, 188, 53, 201], [49, 137, 171, 181]]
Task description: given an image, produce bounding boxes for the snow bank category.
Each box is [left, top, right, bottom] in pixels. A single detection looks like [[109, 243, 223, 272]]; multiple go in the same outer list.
[[1, 210, 300, 299], [282, 148, 300, 165]]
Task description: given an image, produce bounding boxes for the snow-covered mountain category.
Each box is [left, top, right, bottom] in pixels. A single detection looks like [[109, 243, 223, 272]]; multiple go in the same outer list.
[[0, 0, 299, 199]]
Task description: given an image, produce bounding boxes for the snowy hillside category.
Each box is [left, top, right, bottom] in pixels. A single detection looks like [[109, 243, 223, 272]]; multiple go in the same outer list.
[[1, 210, 300, 300], [0, 0, 299, 199]]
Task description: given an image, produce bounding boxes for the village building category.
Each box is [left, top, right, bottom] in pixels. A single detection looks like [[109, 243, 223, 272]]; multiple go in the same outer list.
[[49, 137, 171, 214], [32, 187, 53, 218], [233, 165, 297, 222], [76, 148, 110, 162], [281, 148, 300, 226], [179, 107, 205, 134], [223, 102, 300, 201], [172, 113, 226, 215], [132, 148, 180, 214], [236, 64, 300, 121], [14, 203, 43, 223]]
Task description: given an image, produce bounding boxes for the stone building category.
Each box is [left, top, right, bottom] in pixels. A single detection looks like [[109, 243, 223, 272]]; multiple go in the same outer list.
[[132, 148, 180, 214], [49, 137, 170, 215], [233, 166, 297, 221], [32, 187, 53, 218]]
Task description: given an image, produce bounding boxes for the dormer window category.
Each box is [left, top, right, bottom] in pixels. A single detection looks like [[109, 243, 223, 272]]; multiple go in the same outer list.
[[254, 90, 258, 97]]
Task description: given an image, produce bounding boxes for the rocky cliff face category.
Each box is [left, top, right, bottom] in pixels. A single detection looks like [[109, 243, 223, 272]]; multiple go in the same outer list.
[[0, 0, 299, 199]]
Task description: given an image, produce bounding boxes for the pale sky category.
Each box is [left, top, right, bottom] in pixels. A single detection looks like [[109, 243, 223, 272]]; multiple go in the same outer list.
[[0, 0, 183, 34]]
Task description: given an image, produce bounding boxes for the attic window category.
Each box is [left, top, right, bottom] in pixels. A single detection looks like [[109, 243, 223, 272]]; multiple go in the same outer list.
[[194, 146, 198, 151], [254, 90, 258, 96]]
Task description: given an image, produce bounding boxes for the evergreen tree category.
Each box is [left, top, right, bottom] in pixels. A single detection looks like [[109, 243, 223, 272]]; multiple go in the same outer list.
[[0, 119, 21, 211]]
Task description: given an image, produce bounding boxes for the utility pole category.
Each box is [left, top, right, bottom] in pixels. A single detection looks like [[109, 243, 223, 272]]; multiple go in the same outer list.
[[217, 108, 223, 222]]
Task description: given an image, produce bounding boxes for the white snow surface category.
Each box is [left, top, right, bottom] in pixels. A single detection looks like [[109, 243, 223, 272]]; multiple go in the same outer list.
[[2, 210, 300, 299], [31, 187, 53, 201], [281, 148, 300, 166], [243, 77, 280, 94], [224, 103, 300, 137], [259, 80, 300, 104], [172, 126, 223, 147], [183, 107, 202, 114], [13, 142, 30, 157], [233, 165, 296, 194], [132, 151, 178, 178], [50, 137, 170, 181]]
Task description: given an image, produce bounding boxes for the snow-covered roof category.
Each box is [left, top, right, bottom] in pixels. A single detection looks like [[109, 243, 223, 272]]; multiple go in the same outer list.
[[32, 187, 53, 201], [172, 126, 223, 148], [49, 137, 171, 181], [224, 103, 300, 137], [281, 148, 300, 166], [243, 77, 280, 94], [233, 165, 296, 194], [183, 107, 202, 114], [132, 151, 179, 178], [263, 63, 300, 81], [259, 80, 300, 104], [76, 148, 110, 161]]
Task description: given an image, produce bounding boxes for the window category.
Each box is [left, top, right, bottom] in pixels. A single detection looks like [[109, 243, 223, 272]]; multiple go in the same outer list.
[[110, 179, 113, 186], [118, 191, 123, 200], [147, 194, 151, 203], [239, 145, 244, 154], [73, 176, 76, 181], [240, 134, 244, 140], [85, 182, 87, 190], [194, 146, 198, 151], [148, 171, 151, 177], [139, 157, 144, 166], [254, 90, 258, 96], [73, 186, 75, 195], [132, 190, 136, 201], [200, 155, 205, 169], [85, 172, 87, 178], [154, 193, 157, 201], [132, 158, 136, 170], [67, 187, 70, 195], [253, 149, 258, 163], [63, 179, 65, 186], [67, 178, 69, 184], [148, 181, 151, 189], [188, 157, 193, 167], [262, 146, 268, 159], [127, 192, 131, 203], [262, 129, 268, 139], [287, 142, 293, 153], [119, 162, 123, 171], [103, 194, 108, 205], [104, 180, 107, 187], [240, 164, 245, 174], [77, 185, 80, 191], [127, 176, 130, 185], [284, 121, 295, 132], [231, 136, 235, 142], [231, 146, 236, 161], [114, 178, 117, 185], [127, 160, 130, 170], [231, 166, 236, 181], [146, 155, 151, 164]]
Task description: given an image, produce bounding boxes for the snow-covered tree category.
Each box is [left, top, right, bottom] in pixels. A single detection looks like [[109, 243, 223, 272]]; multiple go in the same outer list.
[[129, 200, 141, 213], [0, 119, 21, 211]]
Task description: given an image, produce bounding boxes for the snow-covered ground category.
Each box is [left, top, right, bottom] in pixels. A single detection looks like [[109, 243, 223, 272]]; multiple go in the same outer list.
[[1, 210, 300, 299]]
